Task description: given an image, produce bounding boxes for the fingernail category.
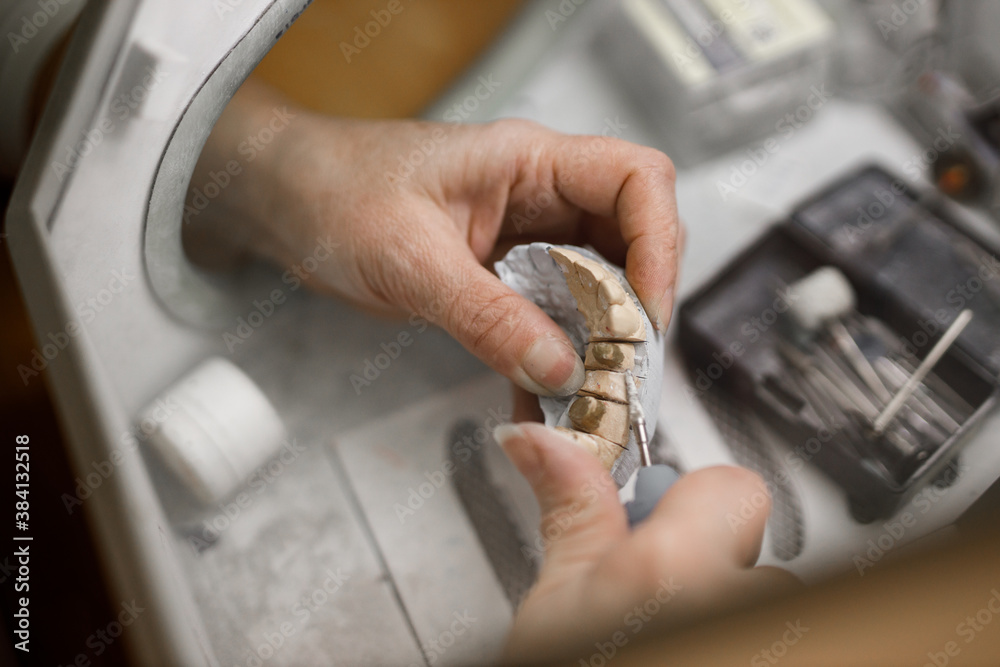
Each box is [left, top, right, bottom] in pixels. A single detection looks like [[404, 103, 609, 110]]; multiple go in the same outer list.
[[518, 335, 585, 396], [494, 423, 542, 483], [493, 423, 526, 450], [651, 286, 674, 332]]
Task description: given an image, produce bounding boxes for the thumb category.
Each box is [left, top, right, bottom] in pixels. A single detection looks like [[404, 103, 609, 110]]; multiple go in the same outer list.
[[494, 422, 627, 571], [414, 239, 585, 396]]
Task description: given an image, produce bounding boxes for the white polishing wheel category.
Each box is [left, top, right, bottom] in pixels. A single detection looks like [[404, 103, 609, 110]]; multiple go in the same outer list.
[[788, 266, 857, 334]]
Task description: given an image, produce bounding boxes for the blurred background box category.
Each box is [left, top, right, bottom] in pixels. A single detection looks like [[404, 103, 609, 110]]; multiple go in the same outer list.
[[596, 0, 834, 164]]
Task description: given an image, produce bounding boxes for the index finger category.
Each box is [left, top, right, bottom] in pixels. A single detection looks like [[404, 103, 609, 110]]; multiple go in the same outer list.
[[546, 135, 680, 331]]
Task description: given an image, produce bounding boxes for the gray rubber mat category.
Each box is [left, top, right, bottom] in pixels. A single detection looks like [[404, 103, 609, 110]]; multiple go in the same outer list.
[[699, 389, 806, 562], [448, 419, 538, 608]]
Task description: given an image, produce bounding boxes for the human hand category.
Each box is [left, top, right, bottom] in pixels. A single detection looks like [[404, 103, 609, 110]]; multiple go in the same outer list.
[[494, 422, 799, 664], [188, 80, 680, 399]]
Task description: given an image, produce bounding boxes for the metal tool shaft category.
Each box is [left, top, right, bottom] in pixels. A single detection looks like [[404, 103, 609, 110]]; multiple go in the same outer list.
[[873, 309, 973, 434], [829, 320, 893, 404], [624, 371, 651, 467]]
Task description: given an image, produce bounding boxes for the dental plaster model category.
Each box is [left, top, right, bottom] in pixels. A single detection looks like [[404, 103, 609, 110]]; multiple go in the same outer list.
[[496, 244, 664, 485], [548, 247, 641, 468]]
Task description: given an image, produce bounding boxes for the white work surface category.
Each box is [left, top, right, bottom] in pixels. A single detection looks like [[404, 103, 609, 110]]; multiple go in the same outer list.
[[192, 20, 999, 667], [184, 3, 1000, 664], [15, 1, 1000, 665]]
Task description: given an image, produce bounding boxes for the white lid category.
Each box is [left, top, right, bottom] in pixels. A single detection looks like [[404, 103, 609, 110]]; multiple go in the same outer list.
[[140, 356, 287, 504]]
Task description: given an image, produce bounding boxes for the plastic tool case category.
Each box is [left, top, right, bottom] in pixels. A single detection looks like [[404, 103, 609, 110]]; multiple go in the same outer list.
[[678, 165, 1000, 521]]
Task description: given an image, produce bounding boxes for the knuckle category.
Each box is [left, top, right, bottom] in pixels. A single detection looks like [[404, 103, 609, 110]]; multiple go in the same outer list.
[[637, 148, 676, 183], [571, 135, 623, 168]]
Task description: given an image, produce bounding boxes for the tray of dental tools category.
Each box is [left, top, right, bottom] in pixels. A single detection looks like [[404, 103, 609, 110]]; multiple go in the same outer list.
[[678, 165, 1000, 522]]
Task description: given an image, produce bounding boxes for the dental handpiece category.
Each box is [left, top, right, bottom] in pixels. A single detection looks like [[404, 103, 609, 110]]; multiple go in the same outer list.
[[624, 371, 680, 526]]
